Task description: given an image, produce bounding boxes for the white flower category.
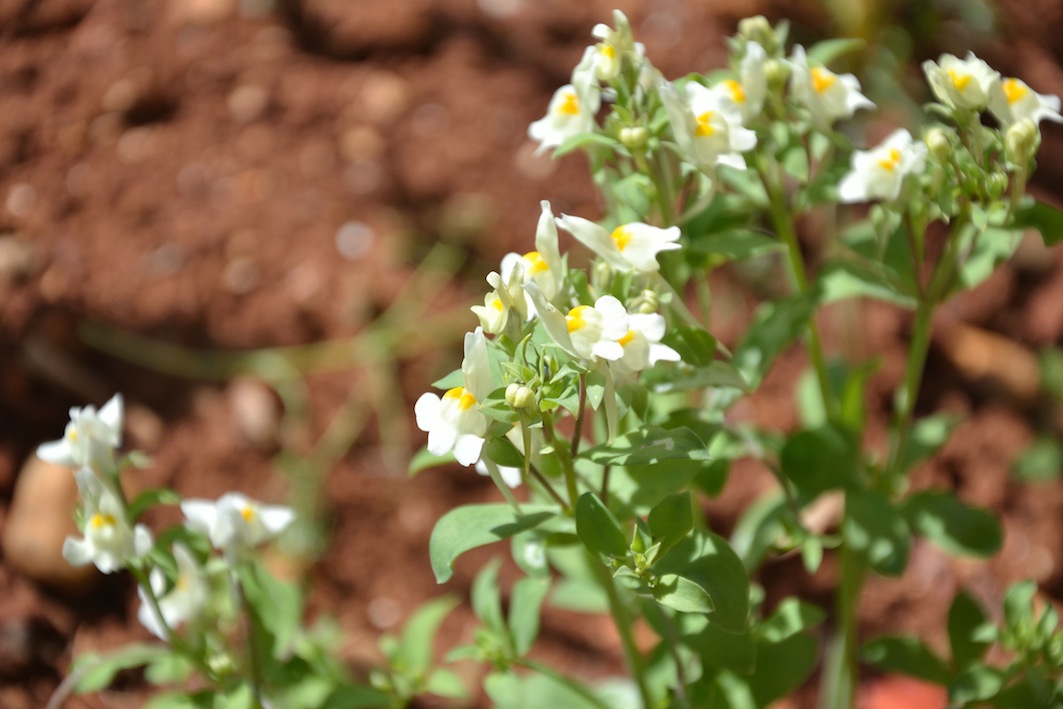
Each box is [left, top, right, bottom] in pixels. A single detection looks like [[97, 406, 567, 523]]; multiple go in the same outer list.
[[922, 52, 1000, 112], [525, 285, 628, 364], [789, 45, 874, 128], [415, 328, 493, 466], [182, 492, 295, 560], [838, 129, 927, 203], [529, 49, 601, 154], [63, 468, 152, 574], [989, 77, 1063, 127], [38, 394, 123, 471], [661, 80, 757, 173], [590, 10, 644, 83], [137, 544, 208, 640], [610, 313, 682, 377], [723, 40, 768, 122], [557, 214, 681, 274]]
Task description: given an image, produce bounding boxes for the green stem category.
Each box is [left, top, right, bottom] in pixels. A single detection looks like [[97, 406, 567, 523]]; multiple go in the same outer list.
[[885, 297, 934, 481], [235, 571, 266, 709], [762, 164, 835, 417], [591, 560, 654, 709], [515, 659, 611, 709], [543, 412, 580, 508], [130, 565, 175, 645], [821, 543, 866, 709], [571, 374, 588, 460]]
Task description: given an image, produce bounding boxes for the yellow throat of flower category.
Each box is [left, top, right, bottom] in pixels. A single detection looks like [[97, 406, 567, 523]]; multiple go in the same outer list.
[[694, 111, 716, 137], [443, 386, 477, 411], [948, 69, 972, 92], [90, 512, 117, 529], [557, 91, 580, 116], [877, 147, 902, 172], [721, 79, 746, 104], [618, 330, 636, 347], [523, 251, 549, 274], [811, 67, 837, 95], [567, 305, 593, 332], [610, 226, 633, 251], [1003, 78, 1028, 105]]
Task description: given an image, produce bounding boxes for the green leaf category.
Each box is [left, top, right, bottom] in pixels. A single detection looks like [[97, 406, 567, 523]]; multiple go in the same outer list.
[[1004, 580, 1038, 631], [432, 368, 463, 390], [127, 487, 182, 521], [510, 577, 551, 655], [429, 504, 556, 583], [807, 37, 866, 65], [897, 415, 960, 475], [511, 533, 550, 578], [652, 574, 715, 613], [730, 493, 787, 571], [1012, 198, 1063, 246], [1013, 436, 1063, 482], [471, 558, 507, 636], [843, 489, 910, 576], [863, 636, 950, 684], [951, 666, 1005, 704], [948, 590, 991, 670], [759, 598, 827, 642], [902, 491, 1002, 558], [955, 227, 1021, 292], [321, 684, 391, 709], [553, 131, 620, 159], [653, 531, 750, 632], [408, 447, 454, 475], [575, 493, 628, 558], [239, 562, 303, 660], [780, 425, 860, 497], [74, 644, 169, 694], [144, 654, 193, 685], [398, 596, 459, 675], [749, 632, 820, 706], [680, 616, 756, 673], [733, 293, 816, 388], [780, 144, 810, 183], [818, 259, 917, 309], [144, 692, 213, 709], [660, 326, 717, 367], [643, 360, 749, 393], [647, 492, 693, 559], [583, 425, 709, 466], [425, 669, 468, 699], [687, 229, 783, 265]]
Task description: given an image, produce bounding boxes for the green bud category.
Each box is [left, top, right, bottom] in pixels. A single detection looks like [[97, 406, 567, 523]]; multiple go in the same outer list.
[[630, 289, 660, 314], [619, 126, 648, 151], [987, 171, 1009, 200], [763, 58, 789, 92], [1005, 118, 1041, 166], [505, 382, 536, 410], [924, 127, 951, 161], [738, 16, 776, 53], [592, 259, 613, 290]]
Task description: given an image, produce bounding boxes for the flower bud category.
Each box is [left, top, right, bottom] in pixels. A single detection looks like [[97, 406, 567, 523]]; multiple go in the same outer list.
[[1005, 118, 1041, 165], [763, 58, 789, 92], [630, 289, 660, 314], [987, 171, 1009, 200], [924, 127, 951, 161], [505, 382, 536, 410], [738, 16, 776, 53], [619, 126, 649, 151]]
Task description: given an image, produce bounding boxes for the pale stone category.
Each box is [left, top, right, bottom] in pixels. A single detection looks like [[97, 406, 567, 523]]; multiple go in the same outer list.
[[1, 457, 97, 592]]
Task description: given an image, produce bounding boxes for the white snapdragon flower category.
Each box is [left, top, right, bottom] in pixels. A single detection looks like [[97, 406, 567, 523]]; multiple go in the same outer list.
[[590, 10, 645, 83], [415, 328, 493, 466], [838, 129, 927, 203], [988, 77, 1063, 127], [182, 492, 295, 560], [38, 394, 123, 471], [661, 80, 757, 173], [922, 52, 1000, 112], [473, 202, 567, 334], [137, 543, 208, 640], [611, 313, 682, 377], [721, 40, 768, 122], [557, 214, 681, 274], [789, 45, 874, 128], [525, 284, 628, 363], [529, 49, 601, 154], [63, 468, 152, 574]]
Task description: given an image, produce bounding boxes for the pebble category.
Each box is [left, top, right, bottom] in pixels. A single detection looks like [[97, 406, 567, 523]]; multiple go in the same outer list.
[[359, 72, 410, 125], [224, 257, 260, 294], [335, 221, 374, 261], [1, 457, 97, 592], [339, 125, 385, 163], [228, 377, 281, 450], [169, 0, 234, 26], [5, 183, 36, 219], [0, 234, 34, 284], [228, 84, 269, 123]]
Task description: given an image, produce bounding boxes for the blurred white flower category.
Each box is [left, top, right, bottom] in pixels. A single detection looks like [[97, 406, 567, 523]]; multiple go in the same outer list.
[[661, 80, 757, 173], [415, 328, 493, 466], [63, 468, 152, 574], [922, 52, 999, 112], [38, 394, 123, 471], [789, 45, 874, 128], [529, 49, 601, 153], [557, 214, 681, 274], [182, 492, 295, 560], [838, 129, 927, 203], [137, 543, 208, 640], [611, 313, 681, 377], [726, 40, 768, 122], [989, 77, 1063, 127], [525, 285, 628, 364]]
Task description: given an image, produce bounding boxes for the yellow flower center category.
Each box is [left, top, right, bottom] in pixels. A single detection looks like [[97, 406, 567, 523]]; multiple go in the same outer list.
[[618, 330, 636, 347], [443, 386, 477, 411], [610, 226, 633, 251], [721, 79, 746, 104], [811, 67, 837, 94], [694, 111, 716, 137], [241, 506, 256, 523], [491, 297, 503, 311], [90, 512, 116, 529], [567, 305, 593, 332], [557, 91, 580, 116], [523, 251, 549, 274], [948, 69, 971, 92], [877, 147, 902, 172], [599, 44, 616, 60], [1003, 78, 1028, 105]]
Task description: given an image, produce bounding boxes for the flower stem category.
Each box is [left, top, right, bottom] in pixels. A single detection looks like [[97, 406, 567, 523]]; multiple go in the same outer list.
[[591, 559, 653, 708]]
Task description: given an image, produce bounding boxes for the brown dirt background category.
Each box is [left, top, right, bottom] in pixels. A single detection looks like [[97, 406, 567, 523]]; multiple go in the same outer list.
[[1, 0, 1063, 707]]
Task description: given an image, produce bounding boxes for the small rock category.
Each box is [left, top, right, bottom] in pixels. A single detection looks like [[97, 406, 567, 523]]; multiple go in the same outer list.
[[5, 184, 36, 219], [359, 72, 410, 124], [124, 403, 165, 452], [335, 221, 374, 261], [228, 378, 281, 450], [0, 234, 34, 284], [224, 257, 260, 294], [1, 457, 97, 592], [169, 0, 234, 25], [228, 84, 269, 123]]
